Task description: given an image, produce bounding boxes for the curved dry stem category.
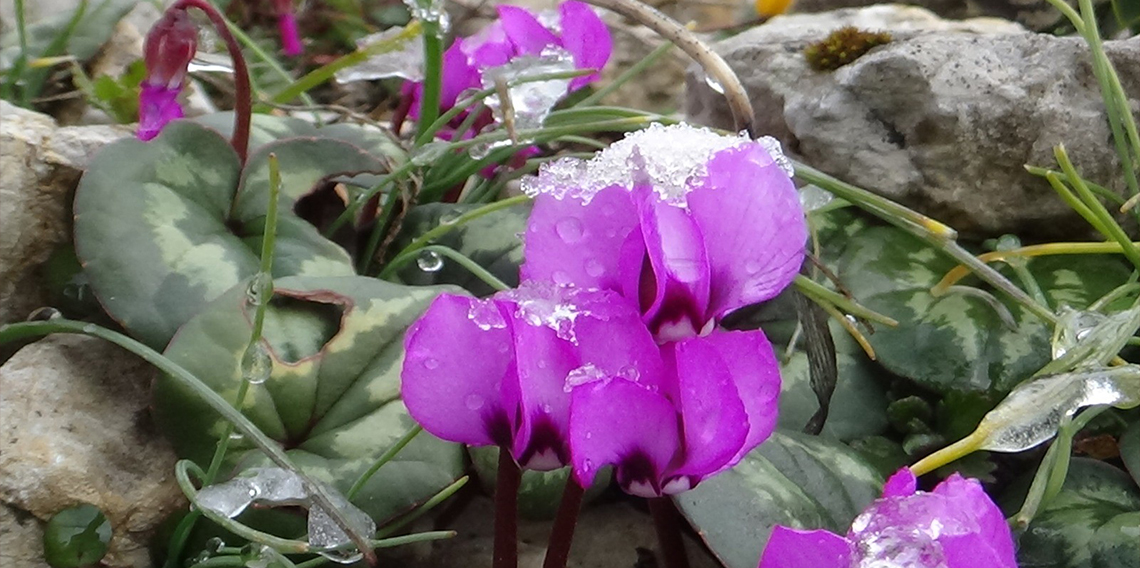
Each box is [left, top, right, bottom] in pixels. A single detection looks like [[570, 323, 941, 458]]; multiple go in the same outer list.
[[581, 0, 756, 136], [933, 242, 1140, 295]]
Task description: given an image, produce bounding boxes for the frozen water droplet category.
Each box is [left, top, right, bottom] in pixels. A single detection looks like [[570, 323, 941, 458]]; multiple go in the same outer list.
[[468, 300, 507, 330], [26, 307, 62, 321], [520, 123, 753, 206], [482, 46, 576, 135], [308, 491, 376, 564], [228, 432, 244, 442], [564, 363, 608, 392], [423, 358, 440, 370], [1052, 306, 1109, 359], [197, 479, 257, 518], [465, 394, 485, 410], [417, 250, 444, 272], [756, 136, 795, 177], [585, 259, 605, 278], [402, 0, 449, 30], [205, 537, 226, 554], [82, 323, 97, 334], [555, 218, 584, 243], [798, 184, 834, 212], [618, 365, 640, 381], [241, 343, 272, 385], [703, 72, 725, 94], [335, 24, 425, 83]]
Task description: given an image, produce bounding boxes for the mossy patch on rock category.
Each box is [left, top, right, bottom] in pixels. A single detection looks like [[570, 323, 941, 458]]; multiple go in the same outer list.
[[804, 26, 892, 71]]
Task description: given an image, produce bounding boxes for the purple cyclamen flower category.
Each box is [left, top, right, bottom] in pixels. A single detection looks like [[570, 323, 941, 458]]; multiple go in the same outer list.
[[401, 1, 611, 125], [568, 328, 780, 497], [138, 7, 197, 141], [520, 123, 807, 342], [274, 0, 303, 56], [401, 282, 663, 470], [758, 468, 1018, 568]]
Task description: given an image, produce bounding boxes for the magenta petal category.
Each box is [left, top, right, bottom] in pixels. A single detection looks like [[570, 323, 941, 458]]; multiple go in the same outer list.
[[496, 5, 559, 55], [462, 21, 515, 68], [758, 526, 853, 568], [688, 144, 806, 319], [137, 83, 183, 141], [521, 186, 642, 292], [558, 1, 611, 89], [636, 187, 711, 340], [932, 474, 1018, 567], [569, 378, 678, 497], [700, 329, 781, 466], [510, 322, 577, 470], [401, 295, 517, 447], [439, 40, 481, 108], [277, 12, 302, 56], [665, 338, 748, 485], [882, 467, 918, 498]]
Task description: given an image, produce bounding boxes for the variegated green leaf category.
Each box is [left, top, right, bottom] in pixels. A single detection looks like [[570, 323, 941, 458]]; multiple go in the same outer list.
[[675, 431, 882, 568], [154, 275, 464, 524], [826, 218, 1130, 393], [1013, 459, 1140, 568], [74, 121, 388, 347]]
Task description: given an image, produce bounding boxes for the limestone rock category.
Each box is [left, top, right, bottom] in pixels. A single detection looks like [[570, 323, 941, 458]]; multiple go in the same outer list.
[[0, 334, 186, 568], [786, 0, 1103, 32], [0, 101, 131, 324], [685, 5, 1140, 238]]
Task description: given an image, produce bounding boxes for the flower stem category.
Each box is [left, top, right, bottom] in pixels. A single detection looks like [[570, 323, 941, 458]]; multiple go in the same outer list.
[[542, 481, 585, 568], [172, 0, 251, 164], [416, 18, 444, 143], [494, 448, 520, 568], [648, 497, 689, 568]]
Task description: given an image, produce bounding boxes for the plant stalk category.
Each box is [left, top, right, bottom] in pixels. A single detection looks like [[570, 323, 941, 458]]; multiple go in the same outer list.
[[173, 0, 252, 163], [648, 497, 690, 568], [542, 481, 586, 568], [494, 448, 521, 568]]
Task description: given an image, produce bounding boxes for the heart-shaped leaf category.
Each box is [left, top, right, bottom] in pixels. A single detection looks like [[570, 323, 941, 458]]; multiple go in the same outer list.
[[154, 275, 465, 523], [75, 121, 390, 347], [1013, 458, 1140, 568], [675, 430, 882, 568], [821, 212, 1130, 393]]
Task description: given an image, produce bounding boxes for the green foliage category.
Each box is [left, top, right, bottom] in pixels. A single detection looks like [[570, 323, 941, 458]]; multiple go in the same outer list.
[[72, 59, 145, 124], [43, 504, 112, 568], [803, 26, 892, 71], [816, 210, 1130, 394], [392, 203, 530, 296], [675, 431, 882, 568], [73, 120, 400, 347], [1012, 459, 1140, 568], [154, 275, 465, 524]]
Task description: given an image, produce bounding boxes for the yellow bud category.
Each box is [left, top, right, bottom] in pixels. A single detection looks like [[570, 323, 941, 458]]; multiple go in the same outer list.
[[755, 0, 794, 17]]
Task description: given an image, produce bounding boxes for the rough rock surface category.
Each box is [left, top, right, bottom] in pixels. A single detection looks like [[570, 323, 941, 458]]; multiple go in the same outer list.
[[686, 5, 1140, 238], [0, 101, 131, 324], [0, 335, 185, 568], [787, 0, 1104, 32]]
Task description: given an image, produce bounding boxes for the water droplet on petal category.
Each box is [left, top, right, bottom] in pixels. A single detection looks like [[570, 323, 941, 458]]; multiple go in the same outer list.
[[584, 259, 605, 278], [416, 250, 444, 272], [745, 259, 764, 274], [423, 358, 440, 370], [465, 394, 485, 410], [498, 343, 510, 354], [555, 218, 584, 243], [552, 270, 571, 285]]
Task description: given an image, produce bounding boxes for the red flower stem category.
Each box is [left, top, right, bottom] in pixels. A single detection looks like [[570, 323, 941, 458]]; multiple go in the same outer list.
[[494, 448, 521, 568], [542, 480, 585, 568], [649, 497, 690, 568], [172, 0, 251, 164]]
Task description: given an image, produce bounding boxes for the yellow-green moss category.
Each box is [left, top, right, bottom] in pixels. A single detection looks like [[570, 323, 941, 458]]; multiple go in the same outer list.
[[803, 26, 892, 71]]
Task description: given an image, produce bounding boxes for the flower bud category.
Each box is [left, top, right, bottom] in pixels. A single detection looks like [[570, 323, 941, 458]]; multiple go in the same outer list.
[[143, 7, 198, 90]]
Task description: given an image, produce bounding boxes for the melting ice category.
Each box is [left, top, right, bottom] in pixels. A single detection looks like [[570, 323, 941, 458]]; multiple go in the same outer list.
[[335, 25, 425, 83]]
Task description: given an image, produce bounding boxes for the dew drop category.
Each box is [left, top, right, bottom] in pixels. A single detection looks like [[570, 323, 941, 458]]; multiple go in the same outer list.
[[228, 432, 244, 442], [555, 218, 584, 243], [205, 537, 226, 554], [552, 270, 571, 285], [241, 343, 273, 385], [245, 273, 271, 307], [417, 250, 444, 272], [465, 394, 485, 410], [745, 259, 764, 274], [584, 259, 605, 278], [82, 323, 97, 334], [498, 343, 510, 354], [423, 358, 440, 370], [704, 73, 725, 94]]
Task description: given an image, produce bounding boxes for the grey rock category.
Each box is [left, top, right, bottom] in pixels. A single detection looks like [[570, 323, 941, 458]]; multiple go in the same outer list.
[[0, 334, 185, 568], [787, 0, 1103, 32], [686, 5, 1140, 238], [0, 101, 131, 324]]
